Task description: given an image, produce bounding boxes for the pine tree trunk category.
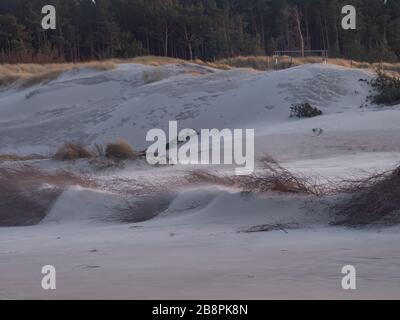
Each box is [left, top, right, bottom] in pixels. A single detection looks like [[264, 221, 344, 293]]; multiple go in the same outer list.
[[164, 25, 169, 57], [295, 8, 304, 57]]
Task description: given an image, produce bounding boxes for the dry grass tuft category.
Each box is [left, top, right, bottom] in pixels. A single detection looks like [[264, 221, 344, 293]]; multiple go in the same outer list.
[[105, 139, 137, 160], [14, 140, 141, 163], [54, 142, 94, 161]]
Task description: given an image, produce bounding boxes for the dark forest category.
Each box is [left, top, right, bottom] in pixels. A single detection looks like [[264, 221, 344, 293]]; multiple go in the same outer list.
[[0, 0, 399, 63]]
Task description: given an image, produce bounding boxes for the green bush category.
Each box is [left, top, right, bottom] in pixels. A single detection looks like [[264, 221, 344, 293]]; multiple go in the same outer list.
[[368, 72, 400, 106], [290, 103, 322, 118]]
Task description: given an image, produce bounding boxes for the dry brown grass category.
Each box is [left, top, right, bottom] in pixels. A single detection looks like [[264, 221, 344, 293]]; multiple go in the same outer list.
[[0, 60, 117, 87], [0, 56, 208, 88], [0, 154, 47, 162], [54, 142, 95, 161], [18, 69, 65, 89], [372, 62, 400, 77], [193, 59, 231, 70], [239, 223, 300, 233], [217, 56, 275, 70], [105, 139, 137, 160], [116, 55, 185, 66], [3, 54, 399, 89], [217, 55, 325, 70], [216, 55, 400, 74], [187, 157, 321, 196], [0, 167, 95, 226], [330, 166, 400, 227]]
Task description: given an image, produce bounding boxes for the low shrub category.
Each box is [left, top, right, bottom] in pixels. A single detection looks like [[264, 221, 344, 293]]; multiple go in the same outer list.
[[368, 71, 400, 105], [290, 103, 323, 118]]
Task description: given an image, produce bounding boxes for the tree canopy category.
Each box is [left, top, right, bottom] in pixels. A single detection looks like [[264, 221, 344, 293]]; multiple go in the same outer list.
[[0, 0, 399, 63]]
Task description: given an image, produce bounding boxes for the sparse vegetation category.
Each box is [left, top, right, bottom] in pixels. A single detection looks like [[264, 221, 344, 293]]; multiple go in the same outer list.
[[290, 103, 322, 118], [142, 69, 165, 84], [105, 139, 137, 160], [0, 57, 225, 88], [120, 56, 184, 66], [0, 167, 95, 226], [191, 156, 400, 227], [3, 146, 400, 228], [330, 166, 400, 227], [240, 223, 300, 233], [54, 142, 94, 161], [217, 55, 328, 70], [1, 140, 141, 163], [3, 56, 400, 89], [216, 56, 400, 73], [187, 157, 322, 196], [0, 154, 46, 162], [0, 61, 117, 87]]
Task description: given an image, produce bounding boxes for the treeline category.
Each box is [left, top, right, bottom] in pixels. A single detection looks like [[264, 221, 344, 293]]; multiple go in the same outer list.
[[0, 0, 399, 63]]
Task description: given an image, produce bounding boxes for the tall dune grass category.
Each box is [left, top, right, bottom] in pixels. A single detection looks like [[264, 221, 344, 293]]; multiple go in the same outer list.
[[0, 56, 193, 88], [2, 55, 400, 88], [0, 60, 117, 87], [115, 55, 185, 66], [216, 55, 400, 74]]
